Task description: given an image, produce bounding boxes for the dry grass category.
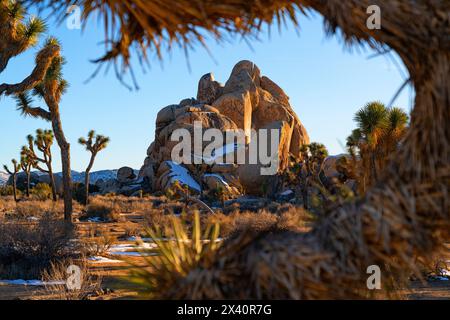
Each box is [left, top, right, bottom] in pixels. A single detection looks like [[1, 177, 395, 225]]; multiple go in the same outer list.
[[42, 258, 104, 300], [206, 205, 311, 237], [0, 213, 75, 279], [0, 197, 83, 219], [85, 197, 121, 222]]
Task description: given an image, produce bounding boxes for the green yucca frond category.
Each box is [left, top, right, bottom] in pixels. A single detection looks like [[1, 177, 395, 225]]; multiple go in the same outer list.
[[7, 0, 25, 21], [354, 101, 389, 135], [15, 92, 33, 115], [22, 16, 47, 45], [387, 107, 409, 132], [128, 211, 220, 298], [44, 53, 65, 82]]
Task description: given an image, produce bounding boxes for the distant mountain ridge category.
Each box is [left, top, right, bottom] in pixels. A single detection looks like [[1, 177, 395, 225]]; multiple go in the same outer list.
[[0, 169, 138, 186], [0, 171, 9, 186]]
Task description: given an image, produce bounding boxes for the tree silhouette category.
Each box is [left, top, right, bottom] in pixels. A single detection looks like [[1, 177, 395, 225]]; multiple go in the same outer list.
[[22, 129, 57, 201], [78, 130, 110, 205], [347, 102, 409, 193], [3, 159, 20, 202], [19, 148, 36, 198], [15, 41, 73, 223]]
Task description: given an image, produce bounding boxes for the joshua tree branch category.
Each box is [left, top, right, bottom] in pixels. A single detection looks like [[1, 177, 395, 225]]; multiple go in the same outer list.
[[0, 44, 59, 96]]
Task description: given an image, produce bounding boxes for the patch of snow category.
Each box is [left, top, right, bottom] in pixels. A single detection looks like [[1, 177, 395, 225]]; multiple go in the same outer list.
[[280, 189, 294, 196], [108, 242, 158, 253], [193, 143, 244, 164], [109, 251, 158, 257], [165, 161, 201, 192], [88, 256, 122, 264], [0, 279, 65, 286], [86, 217, 104, 223]]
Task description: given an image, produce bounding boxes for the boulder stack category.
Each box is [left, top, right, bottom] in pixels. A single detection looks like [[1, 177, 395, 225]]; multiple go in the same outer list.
[[140, 60, 309, 197]]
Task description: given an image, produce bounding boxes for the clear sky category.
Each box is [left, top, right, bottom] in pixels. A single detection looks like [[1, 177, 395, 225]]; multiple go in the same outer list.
[[0, 9, 413, 173]]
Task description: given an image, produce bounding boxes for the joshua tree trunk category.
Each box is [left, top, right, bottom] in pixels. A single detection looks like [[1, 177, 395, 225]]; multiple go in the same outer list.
[[50, 111, 73, 223], [84, 154, 96, 206], [25, 171, 30, 198], [47, 160, 57, 202], [12, 172, 17, 202]]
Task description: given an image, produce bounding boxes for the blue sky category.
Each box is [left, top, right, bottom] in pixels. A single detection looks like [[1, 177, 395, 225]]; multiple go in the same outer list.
[[0, 10, 413, 172]]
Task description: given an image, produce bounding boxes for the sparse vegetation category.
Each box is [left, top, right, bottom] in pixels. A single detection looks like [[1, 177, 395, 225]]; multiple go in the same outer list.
[[78, 130, 110, 206], [3, 159, 20, 202], [0, 213, 74, 279]]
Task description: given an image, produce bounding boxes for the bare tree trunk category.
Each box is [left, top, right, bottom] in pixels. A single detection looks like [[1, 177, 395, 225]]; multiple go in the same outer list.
[[84, 154, 96, 206], [51, 113, 73, 224], [12, 173, 17, 202], [26, 171, 30, 197], [47, 161, 57, 201]]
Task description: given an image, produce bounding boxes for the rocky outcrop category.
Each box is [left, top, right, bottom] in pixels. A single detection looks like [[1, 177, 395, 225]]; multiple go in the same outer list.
[[140, 60, 309, 197]]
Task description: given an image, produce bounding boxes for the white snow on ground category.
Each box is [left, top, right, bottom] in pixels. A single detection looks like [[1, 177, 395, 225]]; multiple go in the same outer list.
[[166, 161, 201, 192], [109, 251, 158, 257], [280, 189, 294, 196], [88, 256, 123, 264], [0, 279, 65, 286], [108, 242, 158, 253]]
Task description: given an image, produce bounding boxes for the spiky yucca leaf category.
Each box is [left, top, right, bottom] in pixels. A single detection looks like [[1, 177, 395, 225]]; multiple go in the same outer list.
[[128, 211, 220, 298], [7, 0, 25, 21], [20, 16, 47, 45], [15, 92, 34, 116]]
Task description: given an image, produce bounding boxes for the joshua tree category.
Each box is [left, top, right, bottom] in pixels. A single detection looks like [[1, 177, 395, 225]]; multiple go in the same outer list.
[[78, 130, 110, 205], [299, 143, 329, 210], [3, 159, 20, 202], [22, 130, 57, 201], [0, 0, 59, 97], [15, 41, 73, 223], [19, 149, 35, 198], [347, 102, 409, 192]]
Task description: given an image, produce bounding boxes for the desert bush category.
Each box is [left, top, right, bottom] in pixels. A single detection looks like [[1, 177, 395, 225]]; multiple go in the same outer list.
[[0, 185, 22, 197], [85, 197, 121, 222], [206, 206, 310, 237], [0, 196, 16, 213], [80, 233, 117, 256], [30, 183, 53, 201], [72, 182, 100, 204], [42, 258, 103, 300], [0, 214, 74, 279]]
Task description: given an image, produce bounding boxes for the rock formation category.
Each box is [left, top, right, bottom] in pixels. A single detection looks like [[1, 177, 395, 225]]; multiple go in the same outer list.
[[140, 60, 309, 197]]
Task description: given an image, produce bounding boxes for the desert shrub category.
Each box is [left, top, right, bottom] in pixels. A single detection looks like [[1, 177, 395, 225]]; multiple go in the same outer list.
[[31, 183, 53, 201], [85, 197, 121, 222], [205, 206, 310, 237], [42, 258, 103, 300], [0, 196, 16, 213], [80, 233, 117, 256], [72, 182, 100, 204], [0, 214, 74, 279], [0, 185, 22, 197]]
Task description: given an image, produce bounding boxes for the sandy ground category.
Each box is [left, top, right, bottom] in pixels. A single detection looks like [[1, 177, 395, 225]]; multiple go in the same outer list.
[[0, 211, 449, 300]]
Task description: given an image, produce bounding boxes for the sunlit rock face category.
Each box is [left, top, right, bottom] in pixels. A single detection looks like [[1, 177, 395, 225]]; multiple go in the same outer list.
[[140, 60, 309, 197]]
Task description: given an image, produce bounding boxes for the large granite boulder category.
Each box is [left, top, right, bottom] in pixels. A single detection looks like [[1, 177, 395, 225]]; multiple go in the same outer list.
[[140, 60, 310, 197]]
